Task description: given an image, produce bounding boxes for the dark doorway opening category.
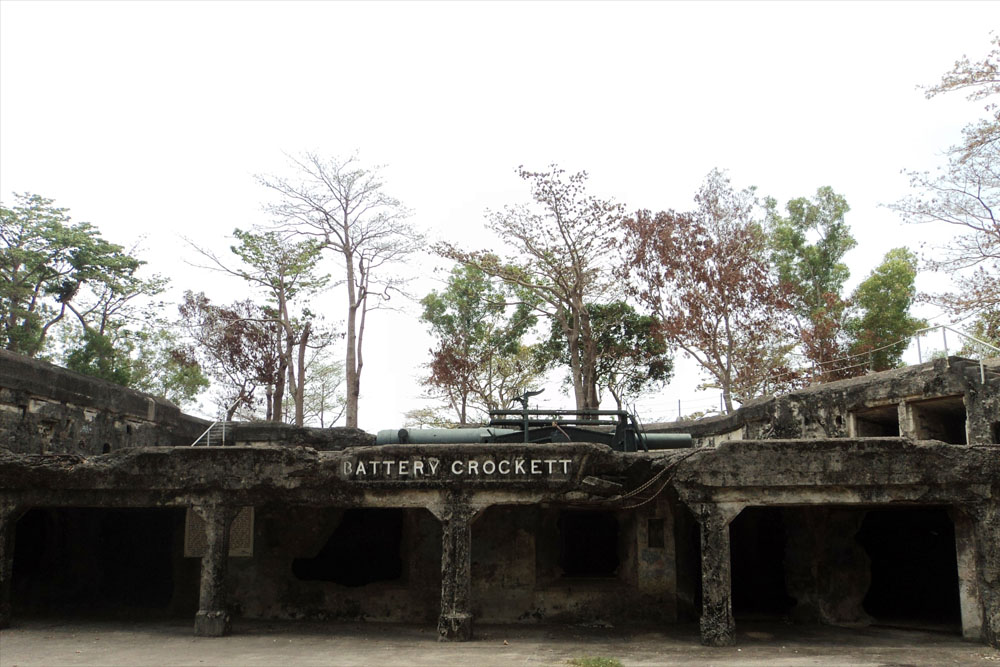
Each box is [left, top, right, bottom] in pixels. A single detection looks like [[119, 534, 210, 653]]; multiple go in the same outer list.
[[292, 508, 404, 587], [558, 510, 619, 577], [13, 507, 184, 616], [729, 507, 794, 619], [856, 507, 961, 629]]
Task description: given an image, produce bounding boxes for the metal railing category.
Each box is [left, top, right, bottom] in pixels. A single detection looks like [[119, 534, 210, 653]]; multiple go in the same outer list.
[[913, 325, 1000, 384], [190, 398, 243, 447]]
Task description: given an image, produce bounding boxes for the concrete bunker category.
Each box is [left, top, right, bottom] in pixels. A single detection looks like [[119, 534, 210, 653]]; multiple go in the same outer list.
[[0, 352, 997, 648]]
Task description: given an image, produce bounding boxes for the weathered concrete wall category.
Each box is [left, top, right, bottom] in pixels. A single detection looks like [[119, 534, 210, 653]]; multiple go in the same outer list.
[[0, 351, 375, 455], [650, 357, 1000, 447], [783, 507, 871, 626], [469, 501, 678, 625], [226, 506, 440, 622], [0, 350, 206, 454]]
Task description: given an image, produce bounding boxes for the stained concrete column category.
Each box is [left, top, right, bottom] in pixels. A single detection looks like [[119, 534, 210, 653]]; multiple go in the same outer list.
[[434, 493, 481, 641], [693, 502, 744, 647], [0, 501, 24, 629], [192, 504, 237, 637], [950, 507, 984, 640], [972, 502, 1000, 649]]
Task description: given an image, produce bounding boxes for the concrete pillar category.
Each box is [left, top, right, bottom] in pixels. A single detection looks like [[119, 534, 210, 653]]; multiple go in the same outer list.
[[192, 504, 237, 637], [693, 502, 744, 647], [0, 501, 24, 629], [434, 493, 480, 641], [950, 507, 984, 640], [972, 502, 1000, 649]]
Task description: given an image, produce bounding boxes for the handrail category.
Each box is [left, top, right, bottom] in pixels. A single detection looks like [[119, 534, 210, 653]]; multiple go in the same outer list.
[[912, 325, 999, 384], [190, 397, 243, 447]]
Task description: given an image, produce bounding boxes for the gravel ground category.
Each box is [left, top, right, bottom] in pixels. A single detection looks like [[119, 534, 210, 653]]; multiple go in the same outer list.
[[1, 618, 998, 667]]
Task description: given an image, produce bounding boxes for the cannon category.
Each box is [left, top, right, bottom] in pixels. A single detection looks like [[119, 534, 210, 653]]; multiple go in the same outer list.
[[376, 391, 691, 452]]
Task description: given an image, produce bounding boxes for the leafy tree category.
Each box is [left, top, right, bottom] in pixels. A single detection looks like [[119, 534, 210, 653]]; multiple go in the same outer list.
[[65, 328, 133, 385], [437, 166, 623, 411], [190, 230, 330, 426], [419, 262, 541, 425], [180, 292, 283, 420], [538, 301, 672, 411], [0, 193, 141, 357], [622, 169, 797, 412], [893, 36, 999, 318], [258, 154, 422, 428], [129, 327, 209, 408], [767, 187, 857, 380], [845, 248, 925, 371], [1, 193, 205, 402]]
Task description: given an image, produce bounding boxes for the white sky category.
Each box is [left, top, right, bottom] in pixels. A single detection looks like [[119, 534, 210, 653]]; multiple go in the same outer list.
[[1, 1, 996, 429]]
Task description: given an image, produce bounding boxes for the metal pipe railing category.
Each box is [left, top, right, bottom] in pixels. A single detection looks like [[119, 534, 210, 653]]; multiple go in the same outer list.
[[190, 397, 244, 446], [912, 325, 999, 384]]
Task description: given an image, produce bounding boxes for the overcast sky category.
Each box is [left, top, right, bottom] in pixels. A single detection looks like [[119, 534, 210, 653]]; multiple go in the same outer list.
[[1, 1, 996, 429]]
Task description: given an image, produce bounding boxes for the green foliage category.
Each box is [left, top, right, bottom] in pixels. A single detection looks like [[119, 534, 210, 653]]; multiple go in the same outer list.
[[0, 193, 203, 404], [229, 228, 329, 304], [420, 262, 541, 424], [766, 188, 857, 379], [130, 327, 209, 408], [538, 301, 672, 410], [0, 193, 140, 356], [767, 187, 855, 319], [846, 248, 925, 371], [65, 328, 133, 386]]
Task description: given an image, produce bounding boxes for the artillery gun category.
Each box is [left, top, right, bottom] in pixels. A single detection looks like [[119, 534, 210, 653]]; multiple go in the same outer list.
[[376, 390, 691, 452]]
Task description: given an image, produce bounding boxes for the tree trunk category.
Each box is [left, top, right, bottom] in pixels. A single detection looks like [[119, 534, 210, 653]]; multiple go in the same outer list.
[[344, 246, 360, 429], [273, 354, 287, 423], [294, 322, 310, 427]]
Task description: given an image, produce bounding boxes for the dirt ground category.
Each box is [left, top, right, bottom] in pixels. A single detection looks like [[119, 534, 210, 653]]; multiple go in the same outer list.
[[1, 619, 998, 667]]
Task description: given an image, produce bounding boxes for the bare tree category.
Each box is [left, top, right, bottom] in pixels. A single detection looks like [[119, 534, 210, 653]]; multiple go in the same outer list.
[[893, 35, 1000, 319], [437, 166, 623, 411], [258, 154, 423, 428]]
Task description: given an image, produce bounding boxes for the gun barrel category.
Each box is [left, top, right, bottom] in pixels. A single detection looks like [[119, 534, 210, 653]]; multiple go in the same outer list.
[[642, 433, 694, 449], [375, 427, 519, 445]]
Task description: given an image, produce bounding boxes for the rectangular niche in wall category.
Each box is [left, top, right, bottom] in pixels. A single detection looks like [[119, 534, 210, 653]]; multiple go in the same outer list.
[[908, 396, 967, 445], [850, 404, 900, 437]]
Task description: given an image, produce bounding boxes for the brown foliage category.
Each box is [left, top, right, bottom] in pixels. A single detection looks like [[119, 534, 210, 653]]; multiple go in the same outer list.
[[620, 171, 797, 411]]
